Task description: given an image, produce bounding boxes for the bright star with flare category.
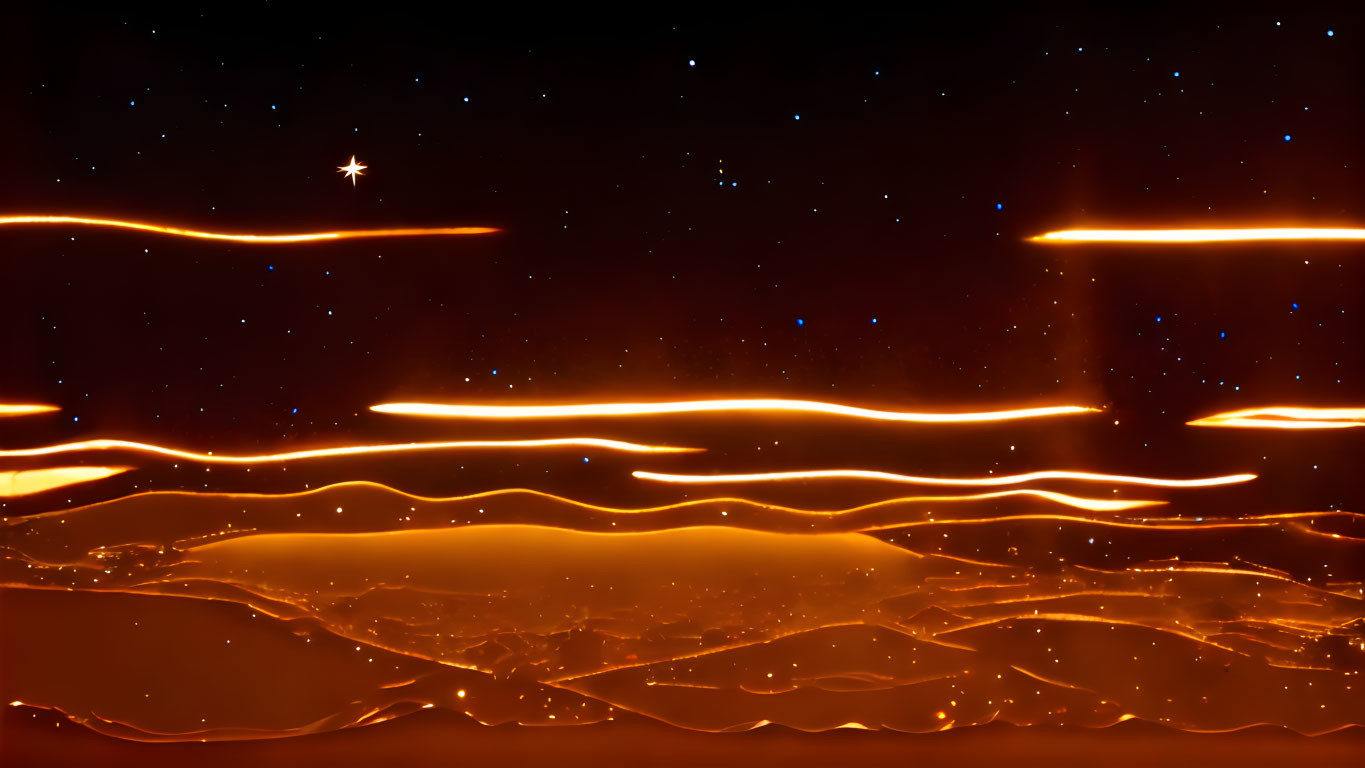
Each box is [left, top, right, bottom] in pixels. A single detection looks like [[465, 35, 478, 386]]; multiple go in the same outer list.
[[338, 155, 367, 186]]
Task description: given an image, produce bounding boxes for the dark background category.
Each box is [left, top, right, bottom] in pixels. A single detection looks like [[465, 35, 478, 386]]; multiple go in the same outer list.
[[0, 4, 1361, 514]]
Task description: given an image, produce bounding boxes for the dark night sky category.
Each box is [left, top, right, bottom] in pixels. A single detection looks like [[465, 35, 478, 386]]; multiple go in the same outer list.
[[1, 5, 1362, 514]]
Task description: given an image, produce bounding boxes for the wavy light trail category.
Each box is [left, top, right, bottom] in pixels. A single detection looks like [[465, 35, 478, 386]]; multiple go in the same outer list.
[[5, 480, 1165, 520], [0, 216, 498, 243], [0, 467, 129, 497], [1030, 227, 1365, 243], [633, 468, 1256, 489], [1187, 406, 1365, 429], [370, 399, 1098, 423], [0, 437, 698, 464], [0, 403, 59, 417]]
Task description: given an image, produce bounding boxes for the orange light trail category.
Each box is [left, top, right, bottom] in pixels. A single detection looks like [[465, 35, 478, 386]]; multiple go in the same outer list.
[[0, 403, 59, 417], [1187, 406, 1365, 430], [0, 215, 498, 243], [1030, 227, 1365, 243], [633, 468, 1256, 489], [865, 511, 1360, 539], [0, 437, 698, 464], [370, 399, 1098, 423], [7, 481, 1165, 522], [0, 467, 129, 497]]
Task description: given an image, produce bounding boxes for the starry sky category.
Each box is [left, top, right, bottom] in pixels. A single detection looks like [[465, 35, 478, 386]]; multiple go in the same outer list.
[[1, 5, 1362, 513]]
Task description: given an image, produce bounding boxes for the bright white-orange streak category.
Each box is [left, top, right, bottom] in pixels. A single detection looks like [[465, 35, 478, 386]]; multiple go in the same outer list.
[[1187, 406, 1365, 429], [633, 468, 1255, 489], [0, 216, 498, 243], [0, 467, 129, 497], [1031, 228, 1365, 243], [0, 404, 59, 417], [371, 399, 1097, 423], [0, 437, 698, 464]]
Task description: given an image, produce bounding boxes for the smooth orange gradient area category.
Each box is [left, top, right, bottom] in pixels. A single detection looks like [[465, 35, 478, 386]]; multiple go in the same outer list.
[[0, 437, 699, 464], [0, 404, 59, 417], [1188, 406, 1365, 429], [0, 216, 498, 243], [633, 468, 1257, 489], [1030, 228, 1365, 243], [371, 399, 1098, 423], [0, 467, 128, 497]]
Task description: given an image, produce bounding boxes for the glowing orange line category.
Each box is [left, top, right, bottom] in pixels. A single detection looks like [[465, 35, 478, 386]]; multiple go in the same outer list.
[[0, 467, 129, 497], [0, 403, 59, 416], [1008, 665, 1096, 693], [0, 437, 697, 464], [370, 399, 1098, 423], [0, 215, 498, 243], [633, 468, 1255, 489], [863, 511, 1357, 539], [1187, 406, 1365, 429], [1030, 227, 1365, 243], [8, 480, 1162, 521], [942, 613, 1246, 655]]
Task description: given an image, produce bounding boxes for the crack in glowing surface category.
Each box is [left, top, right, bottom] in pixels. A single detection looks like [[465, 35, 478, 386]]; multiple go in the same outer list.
[[0, 467, 129, 496], [0, 215, 498, 243], [370, 399, 1098, 423], [633, 468, 1256, 489], [0, 437, 698, 463], [1187, 406, 1365, 429], [0, 403, 59, 416], [1030, 227, 1365, 243]]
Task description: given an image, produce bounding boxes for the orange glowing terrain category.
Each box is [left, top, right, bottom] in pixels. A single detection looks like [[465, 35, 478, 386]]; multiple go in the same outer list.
[[3, 398, 1363, 742]]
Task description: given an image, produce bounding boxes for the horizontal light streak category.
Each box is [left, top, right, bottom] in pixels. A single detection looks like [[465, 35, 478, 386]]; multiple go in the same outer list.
[[14, 480, 1168, 523], [0, 467, 129, 497], [0, 437, 697, 464], [0, 215, 498, 243], [1188, 406, 1365, 429], [0, 403, 59, 417], [371, 399, 1098, 423], [633, 468, 1256, 489], [1031, 227, 1365, 243]]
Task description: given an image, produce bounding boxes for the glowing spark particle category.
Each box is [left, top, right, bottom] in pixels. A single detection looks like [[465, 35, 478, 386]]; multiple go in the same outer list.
[[370, 399, 1098, 424], [632, 468, 1256, 489], [1187, 406, 1365, 430], [338, 155, 367, 186], [0, 216, 497, 243], [0, 437, 699, 464], [1030, 228, 1365, 243]]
